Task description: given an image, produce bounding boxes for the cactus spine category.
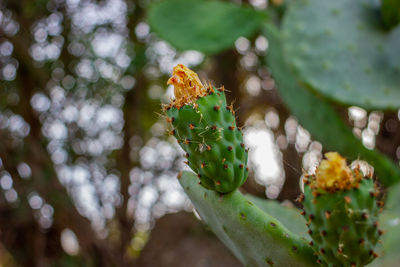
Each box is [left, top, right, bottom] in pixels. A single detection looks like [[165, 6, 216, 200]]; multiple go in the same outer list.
[[164, 64, 248, 193], [301, 152, 382, 266]]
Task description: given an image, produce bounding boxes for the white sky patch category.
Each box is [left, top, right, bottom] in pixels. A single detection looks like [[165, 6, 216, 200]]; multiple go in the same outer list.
[[70, 0, 127, 33], [47, 120, 68, 140], [95, 105, 122, 129], [249, 0, 268, 9], [246, 75, 261, 96], [31, 93, 51, 112], [72, 165, 90, 185], [349, 106, 367, 121], [147, 40, 204, 75], [92, 32, 123, 58], [61, 229, 80, 256], [103, 174, 119, 196], [244, 125, 284, 198], [17, 162, 32, 179], [295, 126, 311, 153], [255, 35, 268, 53], [0, 172, 13, 190], [235, 37, 250, 54]]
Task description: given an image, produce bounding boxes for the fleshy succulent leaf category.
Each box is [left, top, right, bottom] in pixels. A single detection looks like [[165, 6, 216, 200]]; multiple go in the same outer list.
[[245, 195, 310, 240], [179, 171, 317, 267], [263, 23, 400, 187], [281, 0, 400, 110]]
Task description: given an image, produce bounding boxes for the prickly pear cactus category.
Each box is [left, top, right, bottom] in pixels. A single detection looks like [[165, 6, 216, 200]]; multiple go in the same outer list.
[[178, 171, 318, 267], [301, 152, 382, 267], [164, 64, 248, 193], [282, 0, 400, 110]]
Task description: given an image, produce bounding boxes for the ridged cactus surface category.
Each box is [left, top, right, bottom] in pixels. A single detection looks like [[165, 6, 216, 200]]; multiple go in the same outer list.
[[301, 153, 381, 267], [165, 64, 248, 193]]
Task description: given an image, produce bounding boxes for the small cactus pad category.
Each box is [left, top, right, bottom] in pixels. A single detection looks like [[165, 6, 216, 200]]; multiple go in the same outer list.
[[282, 0, 400, 110], [302, 152, 381, 266], [165, 64, 248, 193]]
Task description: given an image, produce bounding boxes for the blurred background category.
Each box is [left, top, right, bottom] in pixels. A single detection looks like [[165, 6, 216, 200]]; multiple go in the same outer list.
[[0, 0, 399, 266]]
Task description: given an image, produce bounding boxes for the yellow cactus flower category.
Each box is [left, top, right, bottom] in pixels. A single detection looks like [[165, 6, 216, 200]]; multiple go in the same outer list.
[[315, 152, 362, 191]]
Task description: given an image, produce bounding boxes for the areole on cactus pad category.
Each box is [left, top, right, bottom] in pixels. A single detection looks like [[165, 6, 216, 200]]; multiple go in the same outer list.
[[301, 152, 382, 267], [164, 64, 248, 193]]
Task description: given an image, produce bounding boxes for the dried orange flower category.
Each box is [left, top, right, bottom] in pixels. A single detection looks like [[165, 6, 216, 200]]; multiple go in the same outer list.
[[167, 64, 206, 108]]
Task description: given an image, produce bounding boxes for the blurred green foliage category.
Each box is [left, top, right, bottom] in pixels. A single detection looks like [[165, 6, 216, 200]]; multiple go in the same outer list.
[[149, 0, 265, 54]]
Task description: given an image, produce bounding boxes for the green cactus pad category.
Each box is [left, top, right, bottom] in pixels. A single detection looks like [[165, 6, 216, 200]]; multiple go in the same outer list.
[[303, 177, 381, 266], [179, 171, 317, 267], [368, 183, 400, 266], [246, 195, 311, 241], [263, 23, 400, 187], [166, 89, 248, 193], [282, 0, 400, 110]]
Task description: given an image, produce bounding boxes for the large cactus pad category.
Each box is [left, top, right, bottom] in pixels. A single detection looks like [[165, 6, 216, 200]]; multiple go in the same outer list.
[[179, 171, 317, 267], [282, 0, 400, 110]]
